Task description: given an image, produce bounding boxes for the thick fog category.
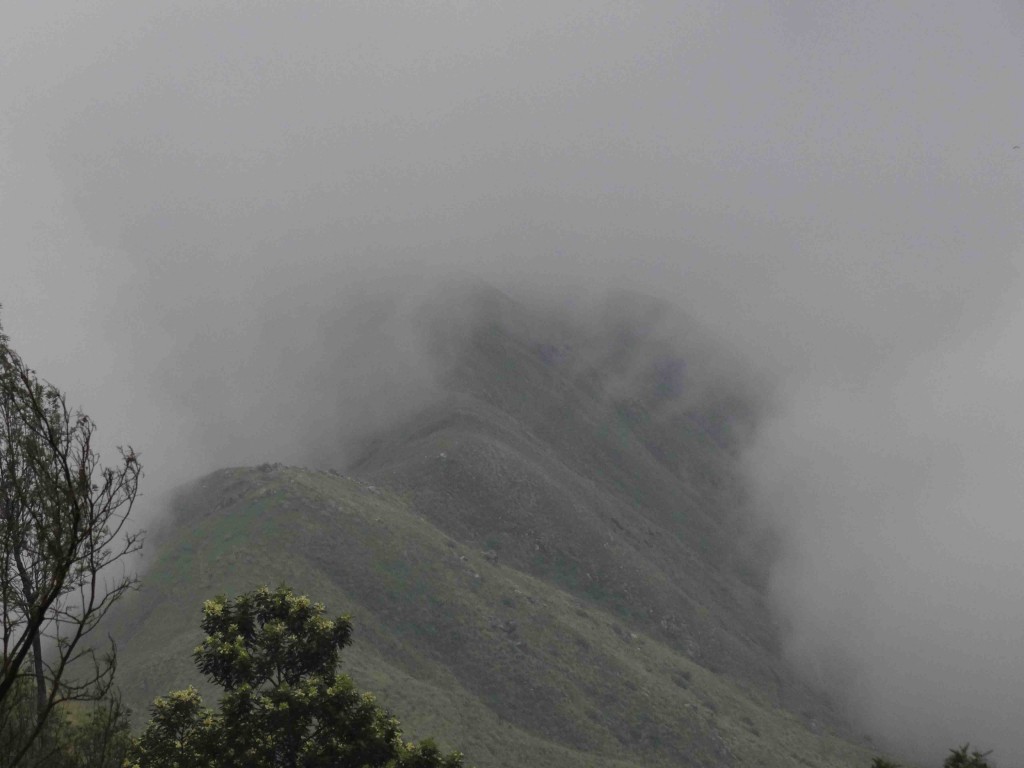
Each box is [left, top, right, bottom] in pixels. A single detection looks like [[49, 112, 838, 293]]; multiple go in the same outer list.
[[3, 2, 1024, 763]]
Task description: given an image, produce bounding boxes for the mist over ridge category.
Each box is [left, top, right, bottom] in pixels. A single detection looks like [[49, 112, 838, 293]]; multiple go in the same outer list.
[[4, 2, 1024, 764]]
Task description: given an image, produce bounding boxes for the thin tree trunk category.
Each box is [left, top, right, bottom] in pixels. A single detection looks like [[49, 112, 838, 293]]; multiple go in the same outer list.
[[13, 550, 47, 723], [30, 635, 44, 722]]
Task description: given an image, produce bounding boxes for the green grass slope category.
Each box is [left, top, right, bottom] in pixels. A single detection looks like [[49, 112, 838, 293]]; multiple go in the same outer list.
[[111, 465, 875, 768]]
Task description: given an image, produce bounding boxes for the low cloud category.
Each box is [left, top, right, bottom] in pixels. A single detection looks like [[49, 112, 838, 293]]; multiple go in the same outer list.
[[3, 2, 1024, 762]]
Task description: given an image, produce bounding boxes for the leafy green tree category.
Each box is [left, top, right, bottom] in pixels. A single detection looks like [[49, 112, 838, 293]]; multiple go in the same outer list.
[[0, 314, 142, 767], [129, 587, 464, 768], [128, 687, 216, 768]]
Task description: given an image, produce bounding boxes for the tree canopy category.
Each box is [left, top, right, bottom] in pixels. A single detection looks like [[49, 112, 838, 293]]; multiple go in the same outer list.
[[128, 586, 465, 768]]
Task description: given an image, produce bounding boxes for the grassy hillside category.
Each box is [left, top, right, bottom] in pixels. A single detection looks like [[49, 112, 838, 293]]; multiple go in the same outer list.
[[107, 286, 883, 767], [112, 466, 874, 768]]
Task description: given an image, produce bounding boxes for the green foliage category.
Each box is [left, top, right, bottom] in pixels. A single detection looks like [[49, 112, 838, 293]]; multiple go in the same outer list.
[[943, 744, 992, 768], [61, 693, 134, 768], [0, 677, 131, 768], [194, 588, 352, 693], [0, 677, 45, 768], [869, 743, 994, 768], [129, 586, 464, 768], [127, 687, 217, 768]]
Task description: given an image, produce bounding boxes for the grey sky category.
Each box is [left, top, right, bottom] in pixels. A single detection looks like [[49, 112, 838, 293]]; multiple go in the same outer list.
[[3, 2, 1024, 762]]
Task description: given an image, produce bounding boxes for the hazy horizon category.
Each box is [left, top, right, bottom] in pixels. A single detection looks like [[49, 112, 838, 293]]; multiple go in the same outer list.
[[4, 2, 1024, 763]]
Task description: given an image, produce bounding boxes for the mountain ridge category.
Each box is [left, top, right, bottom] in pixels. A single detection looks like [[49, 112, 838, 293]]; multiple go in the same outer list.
[[107, 286, 879, 767]]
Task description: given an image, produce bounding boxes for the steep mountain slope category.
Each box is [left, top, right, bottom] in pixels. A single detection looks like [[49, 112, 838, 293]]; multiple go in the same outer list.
[[353, 287, 779, 689], [108, 286, 877, 767]]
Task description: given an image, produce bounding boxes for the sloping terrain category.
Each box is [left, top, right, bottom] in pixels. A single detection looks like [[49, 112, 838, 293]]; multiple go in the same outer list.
[[107, 286, 878, 767], [111, 467, 871, 768]]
